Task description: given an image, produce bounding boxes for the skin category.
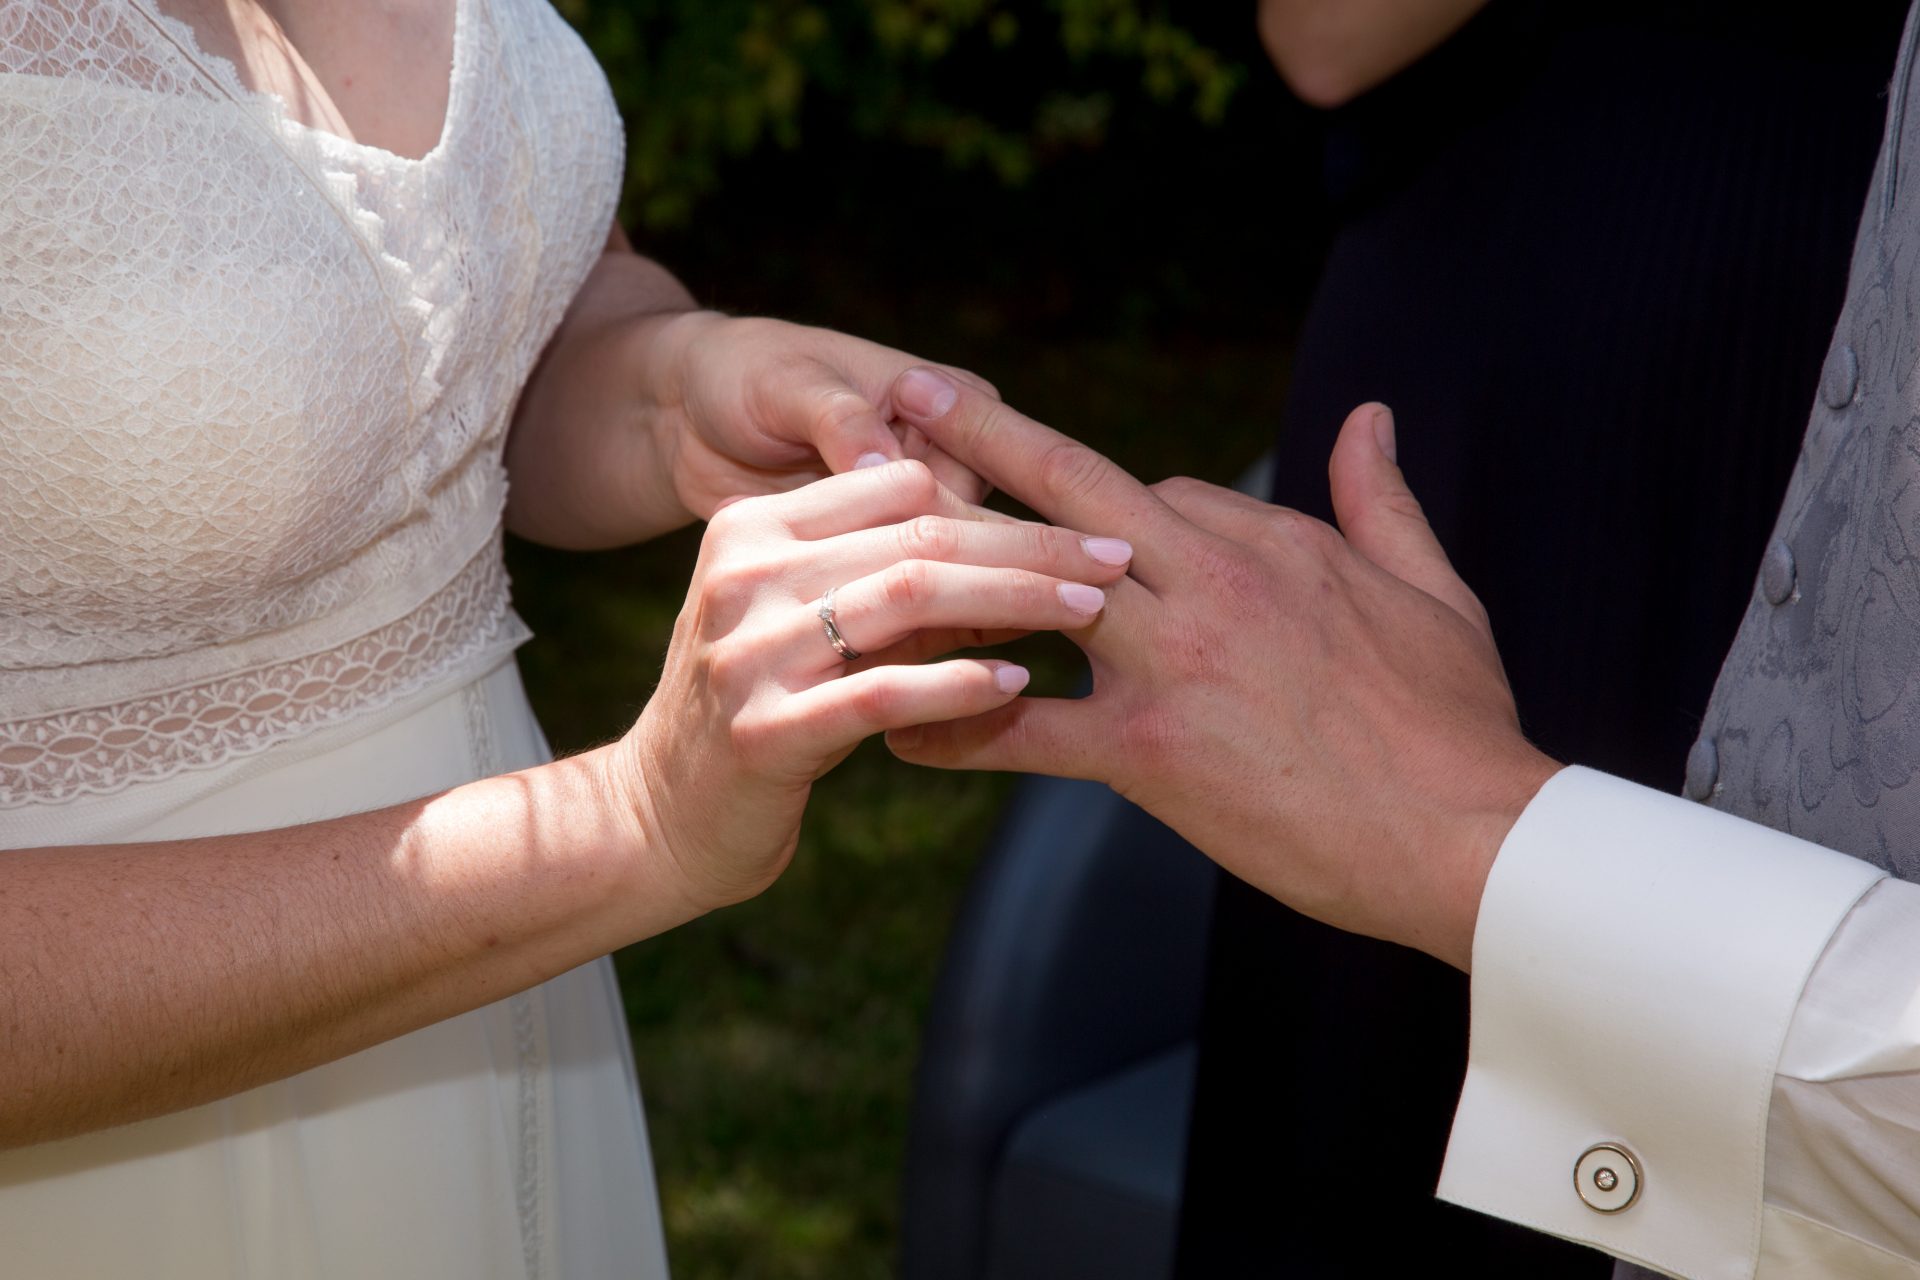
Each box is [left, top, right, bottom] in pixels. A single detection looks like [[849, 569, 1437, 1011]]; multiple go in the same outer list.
[[1, 4, 1113, 1145], [882, 370, 1561, 972], [1257, 0, 1489, 108]]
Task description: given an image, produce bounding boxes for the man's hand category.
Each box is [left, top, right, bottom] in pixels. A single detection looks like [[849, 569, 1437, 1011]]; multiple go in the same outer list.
[[882, 370, 1559, 970]]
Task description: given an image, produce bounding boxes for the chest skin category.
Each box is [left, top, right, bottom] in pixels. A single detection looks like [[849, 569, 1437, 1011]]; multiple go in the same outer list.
[[153, 0, 454, 159]]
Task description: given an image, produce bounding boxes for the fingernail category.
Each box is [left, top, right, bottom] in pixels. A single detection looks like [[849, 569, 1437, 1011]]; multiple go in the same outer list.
[[1058, 582, 1106, 615], [993, 663, 1031, 694], [897, 368, 959, 420], [855, 451, 892, 469], [888, 726, 923, 751], [1371, 405, 1397, 464], [1082, 536, 1133, 566]]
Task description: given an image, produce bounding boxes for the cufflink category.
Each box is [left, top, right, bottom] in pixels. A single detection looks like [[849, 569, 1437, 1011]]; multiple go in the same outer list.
[[1574, 1142, 1641, 1213]]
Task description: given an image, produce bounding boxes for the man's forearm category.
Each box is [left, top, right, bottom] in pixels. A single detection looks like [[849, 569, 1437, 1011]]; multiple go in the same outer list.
[[504, 228, 702, 549]]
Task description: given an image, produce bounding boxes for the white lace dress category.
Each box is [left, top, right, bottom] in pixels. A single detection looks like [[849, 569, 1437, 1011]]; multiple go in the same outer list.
[[0, 1, 670, 1274]]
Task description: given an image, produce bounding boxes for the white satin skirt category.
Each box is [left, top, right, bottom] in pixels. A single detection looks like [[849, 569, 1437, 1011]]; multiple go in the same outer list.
[[0, 659, 670, 1279]]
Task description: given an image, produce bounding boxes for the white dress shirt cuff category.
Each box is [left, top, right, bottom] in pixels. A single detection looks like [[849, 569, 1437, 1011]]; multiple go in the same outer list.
[[1436, 766, 1886, 1279]]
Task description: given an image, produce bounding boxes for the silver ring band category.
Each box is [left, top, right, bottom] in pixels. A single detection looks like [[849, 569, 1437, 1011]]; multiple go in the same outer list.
[[818, 586, 862, 661]]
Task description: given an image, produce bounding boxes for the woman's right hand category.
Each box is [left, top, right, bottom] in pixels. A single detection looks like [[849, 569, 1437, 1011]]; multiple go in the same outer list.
[[605, 459, 1134, 914]]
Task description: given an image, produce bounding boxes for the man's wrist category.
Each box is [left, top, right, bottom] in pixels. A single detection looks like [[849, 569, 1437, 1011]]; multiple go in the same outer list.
[[1436, 746, 1562, 972]]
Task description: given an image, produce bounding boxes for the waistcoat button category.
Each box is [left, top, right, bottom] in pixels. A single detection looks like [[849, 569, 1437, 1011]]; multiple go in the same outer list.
[[1821, 344, 1859, 409], [1760, 540, 1797, 605], [1684, 735, 1719, 801]]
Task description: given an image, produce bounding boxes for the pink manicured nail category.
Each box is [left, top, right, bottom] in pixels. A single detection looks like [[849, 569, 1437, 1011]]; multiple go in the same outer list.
[[1058, 583, 1106, 615], [1372, 405, 1397, 464], [897, 368, 959, 420], [994, 664, 1031, 694], [1082, 537, 1133, 565], [855, 451, 892, 469]]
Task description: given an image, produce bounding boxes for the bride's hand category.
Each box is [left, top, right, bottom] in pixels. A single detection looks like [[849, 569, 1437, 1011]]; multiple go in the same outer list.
[[641, 310, 999, 516], [604, 459, 1133, 914]]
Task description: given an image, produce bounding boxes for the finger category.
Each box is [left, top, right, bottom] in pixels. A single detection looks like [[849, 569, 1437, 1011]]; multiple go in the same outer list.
[[1326, 403, 1489, 630], [806, 562, 1109, 667], [884, 696, 1103, 779], [930, 363, 999, 402], [851, 626, 1033, 667], [780, 658, 1034, 754], [802, 569, 1151, 669], [888, 368, 1184, 580], [819, 516, 1133, 590], [732, 459, 980, 541], [911, 437, 992, 505], [773, 363, 904, 473]]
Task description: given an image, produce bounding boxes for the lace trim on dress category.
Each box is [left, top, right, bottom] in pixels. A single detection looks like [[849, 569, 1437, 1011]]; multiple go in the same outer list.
[[0, 544, 528, 809]]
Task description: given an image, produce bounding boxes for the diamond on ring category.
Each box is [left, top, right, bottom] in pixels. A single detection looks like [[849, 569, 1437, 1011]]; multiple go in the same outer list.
[[819, 586, 861, 661]]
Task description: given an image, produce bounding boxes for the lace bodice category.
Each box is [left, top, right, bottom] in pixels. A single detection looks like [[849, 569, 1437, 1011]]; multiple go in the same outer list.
[[0, 0, 623, 807]]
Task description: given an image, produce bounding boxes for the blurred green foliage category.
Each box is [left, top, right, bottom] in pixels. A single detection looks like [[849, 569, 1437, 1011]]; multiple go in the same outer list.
[[554, 0, 1246, 227]]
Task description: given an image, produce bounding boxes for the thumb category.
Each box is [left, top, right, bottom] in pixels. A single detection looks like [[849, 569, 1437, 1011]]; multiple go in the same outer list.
[[1328, 403, 1489, 633], [778, 364, 903, 473]]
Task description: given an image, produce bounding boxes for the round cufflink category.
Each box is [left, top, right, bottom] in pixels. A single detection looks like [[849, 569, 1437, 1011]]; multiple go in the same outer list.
[[1574, 1142, 1642, 1213]]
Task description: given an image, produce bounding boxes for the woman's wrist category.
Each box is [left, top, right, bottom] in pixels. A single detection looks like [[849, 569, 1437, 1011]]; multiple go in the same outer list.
[[609, 307, 731, 533], [407, 744, 717, 963]]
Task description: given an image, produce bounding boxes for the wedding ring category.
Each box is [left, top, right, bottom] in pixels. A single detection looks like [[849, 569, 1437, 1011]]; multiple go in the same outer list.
[[818, 586, 862, 661]]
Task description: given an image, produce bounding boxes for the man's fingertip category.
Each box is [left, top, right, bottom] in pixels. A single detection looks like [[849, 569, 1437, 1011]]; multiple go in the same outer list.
[[897, 368, 959, 421], [886, 726, 925, 752], [1370, 404, 1397, 465]]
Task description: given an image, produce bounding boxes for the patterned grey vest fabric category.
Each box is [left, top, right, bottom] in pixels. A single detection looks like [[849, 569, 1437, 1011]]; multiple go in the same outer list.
[[1615, 6, 1920, 1280]]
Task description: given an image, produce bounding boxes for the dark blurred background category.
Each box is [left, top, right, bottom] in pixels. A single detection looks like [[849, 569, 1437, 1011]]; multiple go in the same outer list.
[[506, 4, 1316, 1276]]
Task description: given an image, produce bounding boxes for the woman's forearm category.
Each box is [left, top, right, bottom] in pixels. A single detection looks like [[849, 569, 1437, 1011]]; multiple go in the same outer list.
[[504, 225, 702, 549], [1258, 0, 1488, 107], [0, 747, 694, 1148]]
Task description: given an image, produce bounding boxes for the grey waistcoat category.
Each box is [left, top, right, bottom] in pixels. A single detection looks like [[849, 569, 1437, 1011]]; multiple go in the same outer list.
[[1615, 6, 1920, 1280]]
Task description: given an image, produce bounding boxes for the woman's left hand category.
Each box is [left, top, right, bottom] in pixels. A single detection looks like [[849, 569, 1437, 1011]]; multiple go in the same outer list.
[[643, 310, 999, 520], [505, 231, 1001, 550]]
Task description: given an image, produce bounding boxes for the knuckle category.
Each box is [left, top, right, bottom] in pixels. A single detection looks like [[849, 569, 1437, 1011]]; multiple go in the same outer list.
[[1150, 474, 1206, 504], [704, 496, 754, 541], [850, 677, 902, 725], [1117, 702, 1191, 768], [728, 709, 782, 772], [807, 385, 874, 438], [1036, 440, 1108, 504], [880, 560, 935, 613], [1380, 488, 1429, 525], [704, 636, 757, 700], [1190, 540, 1267, 602], [1261, 509, 1339, 559], [889, 457, 938, 504], [1021, 523, 1063, 568], [898, 514, 958, 561], [699, 557, 772, 615]]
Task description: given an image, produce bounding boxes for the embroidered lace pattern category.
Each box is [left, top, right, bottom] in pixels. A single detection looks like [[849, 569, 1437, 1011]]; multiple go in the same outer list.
[[0, 0, 624, 808], [0, 546, 529, 806]]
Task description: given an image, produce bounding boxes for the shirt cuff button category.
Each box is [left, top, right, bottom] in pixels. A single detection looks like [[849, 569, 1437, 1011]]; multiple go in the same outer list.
[[1574, 1142, 1642, 1213]]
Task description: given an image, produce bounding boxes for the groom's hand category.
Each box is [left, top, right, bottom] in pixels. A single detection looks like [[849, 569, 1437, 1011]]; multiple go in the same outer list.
[[883, 370, 1559, 971]]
